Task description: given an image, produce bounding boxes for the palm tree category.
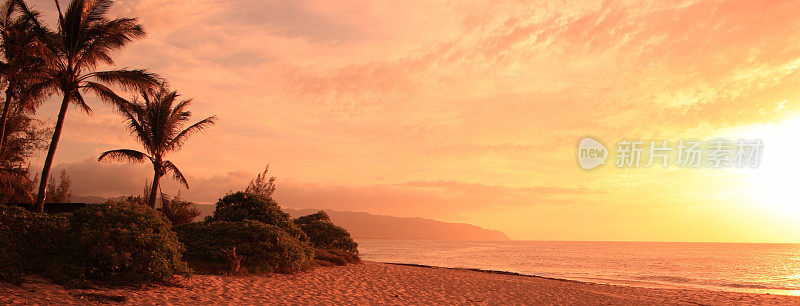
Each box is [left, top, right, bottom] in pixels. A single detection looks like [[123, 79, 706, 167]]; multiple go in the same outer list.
[[99, 84, 216, 208], [16, 0, 160, 211], [0, 0, 46, 154]]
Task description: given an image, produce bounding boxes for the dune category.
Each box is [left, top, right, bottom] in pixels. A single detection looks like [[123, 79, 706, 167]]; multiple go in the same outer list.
[[2, 262, 798, 305]]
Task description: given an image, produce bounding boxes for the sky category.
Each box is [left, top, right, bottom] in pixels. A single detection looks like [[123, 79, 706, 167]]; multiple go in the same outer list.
[[25, 0, 800, 242]]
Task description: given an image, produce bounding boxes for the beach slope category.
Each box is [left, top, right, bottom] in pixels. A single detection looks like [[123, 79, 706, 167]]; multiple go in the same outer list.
[[1, 262, 798, 304]]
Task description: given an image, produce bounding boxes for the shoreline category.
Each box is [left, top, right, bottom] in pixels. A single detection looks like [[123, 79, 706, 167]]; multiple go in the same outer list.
[[384, 262, 583, 283], [3, 261, 800, 304], [382, 261, 800, 297]]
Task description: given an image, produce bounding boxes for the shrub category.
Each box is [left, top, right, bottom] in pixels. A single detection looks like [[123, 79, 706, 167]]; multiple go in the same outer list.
[[206, 192, 307, 241], [176, 220, 314, 274], [68, 201, 189, 285], [0, 205, 69, 284], [0, 206, 35, 282], [157, 193, 201, 227], [45, 170, 72, 203], [295, 210, 331, 224], [245, 165, 276, 198], [313, 248, 360, 266], [295, 211, 359, 255]]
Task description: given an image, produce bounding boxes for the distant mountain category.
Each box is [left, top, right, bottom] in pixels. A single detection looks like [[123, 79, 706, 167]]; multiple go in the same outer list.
[[284, 208, 509, 240], [196, 203, 215, 219], [75, 196, 509, 240], [197, 204, 507, 240]]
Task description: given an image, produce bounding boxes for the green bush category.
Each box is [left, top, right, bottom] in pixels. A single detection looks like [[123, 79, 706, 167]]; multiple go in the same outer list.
[[68, 201, 189, 285], [157, 193, 201, 227], [0, 205, 37, 282], [295, 210, 331, 224], [176, 220, 314, 274], [0, 205, 69, 284], [313, 248, 360, 266], [295, 211, 359, 255], [206, 192, 307, 241]]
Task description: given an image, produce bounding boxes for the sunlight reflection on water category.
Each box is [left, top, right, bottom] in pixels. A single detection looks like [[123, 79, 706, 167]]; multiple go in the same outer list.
[[358, 240, 800, 296]]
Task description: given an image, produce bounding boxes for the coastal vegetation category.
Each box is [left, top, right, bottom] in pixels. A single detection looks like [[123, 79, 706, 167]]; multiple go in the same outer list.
[[157, 193, 201, 227], [176, 220, 314, 274], [66, 202, 189, 285], [14, 0, 160, 211], [0, 0, 359, 287], [0, 205, 68, 284], [295, 211, 359, 256], [205, 192, 308, 242], [97, 84, 216, 208]]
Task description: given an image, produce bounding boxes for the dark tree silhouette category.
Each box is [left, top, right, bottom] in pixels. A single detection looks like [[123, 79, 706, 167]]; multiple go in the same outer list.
[[44, 169, 71, 203], [17, 0, 159, 211], [157, 193, 200, 227], [245, 164, 276, 198], [0, 0, 48, 154], [98, 84, 216, 208], [0, 98, 49, 205]]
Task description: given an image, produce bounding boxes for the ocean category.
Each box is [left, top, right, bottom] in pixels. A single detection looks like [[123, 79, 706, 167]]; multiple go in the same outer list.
[[357, 240, 800, 296]]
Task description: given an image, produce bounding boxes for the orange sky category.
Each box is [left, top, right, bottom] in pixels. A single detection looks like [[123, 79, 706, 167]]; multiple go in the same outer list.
[[27, 0, 800, 242]]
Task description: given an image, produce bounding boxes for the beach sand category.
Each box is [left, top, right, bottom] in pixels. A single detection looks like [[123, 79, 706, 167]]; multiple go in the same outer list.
[[2, 262, 798, 305]]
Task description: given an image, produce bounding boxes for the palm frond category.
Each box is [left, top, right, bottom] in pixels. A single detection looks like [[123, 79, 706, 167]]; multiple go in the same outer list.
[[165, 115, 216, 151], [163, 160, 188, 189], [83, 0, 113, 24], [75, 18, 144, 70], [119, 103, 153, 152], [86, 68, 160, 91], [71, 92, 92, 114], [61, 0, 88, 55], [98, 149, 150, 163], [166, 97, 192, 131], [20, 77, 59, 112], [81, 81, 129, 110], [12, 0, 57, 56], [0, 0, 13, 26]]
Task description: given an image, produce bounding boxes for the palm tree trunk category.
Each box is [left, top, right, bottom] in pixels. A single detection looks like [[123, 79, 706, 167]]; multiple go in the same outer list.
[[148, 168, 161, 208], [35, 95, 70, 212], [0, 87, 13, 153]]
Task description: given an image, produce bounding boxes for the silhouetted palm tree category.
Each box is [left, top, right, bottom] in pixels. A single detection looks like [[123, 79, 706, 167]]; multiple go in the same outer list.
[[0, 0, 47, 154], [17, 0, 159, 211], [99, 84, 216, 208]]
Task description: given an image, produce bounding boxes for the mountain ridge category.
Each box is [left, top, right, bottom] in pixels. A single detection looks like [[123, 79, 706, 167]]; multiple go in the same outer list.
[[70, 196, 509, 240], [199, 204, 509, 240], [283, 208, 509, 240]]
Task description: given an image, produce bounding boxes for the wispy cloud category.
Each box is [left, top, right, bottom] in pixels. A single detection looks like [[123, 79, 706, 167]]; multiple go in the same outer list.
[[25, 0, 800, 240]]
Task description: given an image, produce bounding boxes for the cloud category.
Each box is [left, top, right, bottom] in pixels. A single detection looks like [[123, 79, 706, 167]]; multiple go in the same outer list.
[[52, 158, 593, 220], [402, 180, 603, 195], [22, 0, 800, 241], [49, 158, 251, 202]]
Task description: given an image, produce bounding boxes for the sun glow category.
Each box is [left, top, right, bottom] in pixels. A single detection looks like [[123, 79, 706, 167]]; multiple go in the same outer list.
[[732, 116, 800, 219]]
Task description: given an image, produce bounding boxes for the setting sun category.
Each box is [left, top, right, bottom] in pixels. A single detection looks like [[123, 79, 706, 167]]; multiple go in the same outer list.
[[736, 117, 800, 223]]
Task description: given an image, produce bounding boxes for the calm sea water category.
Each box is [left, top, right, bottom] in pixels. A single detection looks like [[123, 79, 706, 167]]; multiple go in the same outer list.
[[357, 240, 800, 296]]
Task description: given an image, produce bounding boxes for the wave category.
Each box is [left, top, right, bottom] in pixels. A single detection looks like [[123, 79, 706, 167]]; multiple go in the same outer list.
[[633, 275, 797, 291]]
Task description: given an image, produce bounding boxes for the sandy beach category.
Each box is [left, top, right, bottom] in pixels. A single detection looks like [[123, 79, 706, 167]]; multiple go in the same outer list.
[[1, 262, 798, 305]]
